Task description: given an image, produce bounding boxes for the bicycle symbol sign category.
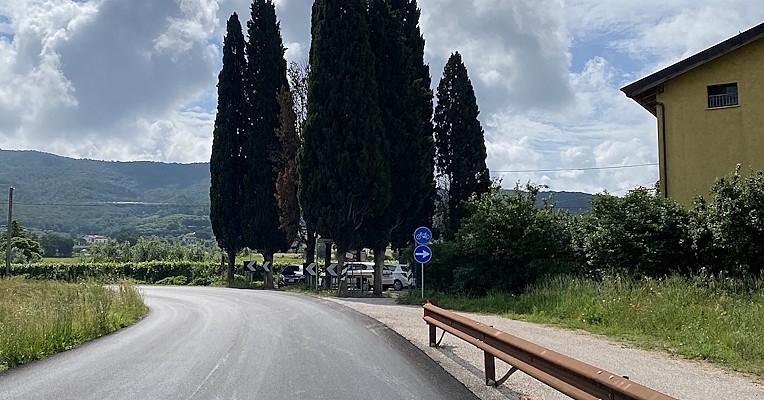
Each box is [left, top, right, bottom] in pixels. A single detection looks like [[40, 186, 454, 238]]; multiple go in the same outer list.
[[413, 227, 432, 245]]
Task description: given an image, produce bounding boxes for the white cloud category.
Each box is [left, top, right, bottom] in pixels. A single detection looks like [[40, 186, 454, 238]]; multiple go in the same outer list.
[[0, 0, 763, 195]]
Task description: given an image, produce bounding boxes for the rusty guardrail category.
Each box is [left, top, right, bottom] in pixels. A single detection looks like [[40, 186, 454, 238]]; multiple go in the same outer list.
[[423, 302, 676, 400]]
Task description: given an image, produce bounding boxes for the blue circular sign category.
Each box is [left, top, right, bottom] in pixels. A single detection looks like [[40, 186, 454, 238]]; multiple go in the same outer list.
[[413, 226, 432, 245], [413, 245, 432, 264]]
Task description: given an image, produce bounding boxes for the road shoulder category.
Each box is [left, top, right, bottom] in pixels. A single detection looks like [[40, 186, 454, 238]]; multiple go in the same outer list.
[[326, 296, 764, 400]]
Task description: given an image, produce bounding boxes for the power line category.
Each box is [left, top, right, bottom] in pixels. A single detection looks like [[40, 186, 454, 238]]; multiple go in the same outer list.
[[491, 163, 658, 173], [0, 202, 210, 207]]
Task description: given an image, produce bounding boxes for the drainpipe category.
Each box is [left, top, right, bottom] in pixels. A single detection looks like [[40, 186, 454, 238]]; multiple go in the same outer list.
[[656, 101, 668, 198]]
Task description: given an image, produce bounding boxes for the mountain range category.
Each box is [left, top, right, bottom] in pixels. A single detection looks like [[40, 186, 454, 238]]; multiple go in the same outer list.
[[0, 149, 595, 238]]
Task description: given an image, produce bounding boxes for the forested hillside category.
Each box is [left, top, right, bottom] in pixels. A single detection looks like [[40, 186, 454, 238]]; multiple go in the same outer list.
[[0, 150, 212, 238], [0, 150, 594, 238]]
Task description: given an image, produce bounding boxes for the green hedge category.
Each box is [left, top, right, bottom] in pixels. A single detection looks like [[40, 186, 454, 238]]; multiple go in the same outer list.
[[9, 261, 220, 283]]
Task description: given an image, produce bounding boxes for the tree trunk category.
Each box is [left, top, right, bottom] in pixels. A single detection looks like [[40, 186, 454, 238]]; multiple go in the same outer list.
[[305, 230, 316, 285], [264, 251, 275, 289], [373, 247, 385, 295], [227, 248, 236, 285], [337, 251, 347, 295], [324, 241, 332, 289]]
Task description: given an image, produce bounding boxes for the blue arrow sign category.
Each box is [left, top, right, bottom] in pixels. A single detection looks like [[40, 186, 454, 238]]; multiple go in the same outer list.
[[413, 226, 432, 245], [413, 245, 432, 264]]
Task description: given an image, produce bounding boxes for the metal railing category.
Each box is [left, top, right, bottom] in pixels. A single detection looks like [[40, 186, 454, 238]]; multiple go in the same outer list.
[[423, 302, 676, 400], [708, 93, 738, 108]]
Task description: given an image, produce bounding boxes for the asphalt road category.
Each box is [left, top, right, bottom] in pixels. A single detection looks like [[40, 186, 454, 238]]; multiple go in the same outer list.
[[0, 286, 475, 400]]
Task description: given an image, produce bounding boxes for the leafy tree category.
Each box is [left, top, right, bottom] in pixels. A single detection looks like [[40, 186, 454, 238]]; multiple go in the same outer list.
[[242, 0, 292, 288], [434, 52, 490, 239], [1, 237, 43, 262], [388, 0, 435, 251], [210, 13, 248, 284], [39, 233, 75, 257], [299, 0, 391, 292], [691, 166, 764, 276], [581, 186, 693, 278]]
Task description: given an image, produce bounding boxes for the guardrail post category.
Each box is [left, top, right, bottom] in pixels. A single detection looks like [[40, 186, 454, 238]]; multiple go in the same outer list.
[[484, 352, 496, 386], [429, 323, 437, 347]]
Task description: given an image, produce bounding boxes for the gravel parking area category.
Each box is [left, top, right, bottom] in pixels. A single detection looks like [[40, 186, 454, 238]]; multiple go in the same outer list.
[[327, 296, 764, 400]]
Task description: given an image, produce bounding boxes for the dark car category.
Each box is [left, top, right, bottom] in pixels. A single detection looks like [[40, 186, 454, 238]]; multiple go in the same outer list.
[[278, 265, 305, 288]]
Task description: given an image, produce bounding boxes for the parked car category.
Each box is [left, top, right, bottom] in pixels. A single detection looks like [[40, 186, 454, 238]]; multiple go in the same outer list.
[[385, 263, 411, 291], [278, 265, 305, 288]]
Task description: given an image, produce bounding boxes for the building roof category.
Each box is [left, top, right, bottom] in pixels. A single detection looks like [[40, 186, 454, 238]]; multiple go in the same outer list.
[[621, 22, 764, 116]]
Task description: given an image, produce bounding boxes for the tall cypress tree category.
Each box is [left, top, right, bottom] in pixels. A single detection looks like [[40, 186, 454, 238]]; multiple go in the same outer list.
[[210, 13, 247, 284], [241, 0, 291, 288], [388, 0, 435, 251], [299, 0, 390, 292], [434, 52, 490, 239], [364, 0, 433, 293]]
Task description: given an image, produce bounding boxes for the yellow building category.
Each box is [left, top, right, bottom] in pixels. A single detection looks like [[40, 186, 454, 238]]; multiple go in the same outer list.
[[622, 22, 764, 206]]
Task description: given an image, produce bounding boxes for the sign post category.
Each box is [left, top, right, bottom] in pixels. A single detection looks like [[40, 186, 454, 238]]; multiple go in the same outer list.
[[413, 227, 432, 299]]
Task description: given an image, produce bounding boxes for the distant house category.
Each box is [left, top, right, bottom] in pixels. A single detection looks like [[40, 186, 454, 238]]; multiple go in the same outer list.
[[622, 22, 764, 205], [83, 235, 108, 245], [181, 234, 199, 247]]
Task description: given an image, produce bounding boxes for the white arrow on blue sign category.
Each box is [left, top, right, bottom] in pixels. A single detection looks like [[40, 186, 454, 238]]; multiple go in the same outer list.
[[413, 226, 432, 245], [413, 245, 432, 264]]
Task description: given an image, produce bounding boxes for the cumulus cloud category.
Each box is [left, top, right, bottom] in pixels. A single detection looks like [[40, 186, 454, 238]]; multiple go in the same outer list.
[[0, 0, 762, 195]]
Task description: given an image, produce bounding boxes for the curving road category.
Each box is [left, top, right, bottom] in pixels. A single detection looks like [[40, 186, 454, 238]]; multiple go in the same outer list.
[[0, 286, 475, 400]]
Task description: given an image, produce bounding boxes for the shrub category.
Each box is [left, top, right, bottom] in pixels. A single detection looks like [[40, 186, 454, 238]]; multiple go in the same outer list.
[[581, 186, 694, 278], [692, 167, 764, 276]]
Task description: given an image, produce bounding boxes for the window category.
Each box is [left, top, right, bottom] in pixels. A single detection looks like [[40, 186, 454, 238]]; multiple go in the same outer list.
[[708, 83, 738, 108]]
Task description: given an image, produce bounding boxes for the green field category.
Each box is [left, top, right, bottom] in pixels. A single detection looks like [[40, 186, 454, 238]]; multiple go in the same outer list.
[[401, 273, 764, 377], [0, 278, 147, 371]]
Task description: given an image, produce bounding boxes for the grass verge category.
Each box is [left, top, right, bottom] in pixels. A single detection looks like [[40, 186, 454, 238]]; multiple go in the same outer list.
[[0, 278, 147, 372], [399, 273, 764, 377]]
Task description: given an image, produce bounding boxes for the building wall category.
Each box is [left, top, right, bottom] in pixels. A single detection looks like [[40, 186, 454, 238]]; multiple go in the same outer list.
[[656, 37, 764, 205]]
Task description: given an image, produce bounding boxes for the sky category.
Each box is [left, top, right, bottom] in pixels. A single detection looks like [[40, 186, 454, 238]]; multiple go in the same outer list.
[[0, 0, 762, 195]]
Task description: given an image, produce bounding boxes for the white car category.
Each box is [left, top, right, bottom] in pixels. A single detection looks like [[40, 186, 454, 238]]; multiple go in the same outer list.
[[384, 263, 411, 291]]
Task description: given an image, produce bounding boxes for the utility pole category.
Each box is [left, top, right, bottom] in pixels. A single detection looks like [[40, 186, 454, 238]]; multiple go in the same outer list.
[[6, 187, 13, 276]]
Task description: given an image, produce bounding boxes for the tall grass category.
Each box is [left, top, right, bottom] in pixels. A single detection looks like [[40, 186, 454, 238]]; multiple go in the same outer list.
[[0, 278, 147, 371], [404, 273, 764, 376]]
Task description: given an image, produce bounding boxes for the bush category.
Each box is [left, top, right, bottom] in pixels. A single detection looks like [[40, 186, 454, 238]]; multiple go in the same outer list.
[[580, 186, 694, 278], [9, 261, 220, 284], [692, 167, 764, 276], [421, 183, 577, 296]]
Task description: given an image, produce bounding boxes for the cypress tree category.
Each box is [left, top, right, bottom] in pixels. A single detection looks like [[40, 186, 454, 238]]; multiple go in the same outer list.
[[387, 0, 435, 251], [364, 0, 434, 293], [434, 52, 490, 239], [241, 0, 291, 288], [299, 0, 390, 292], [210, 13, 247, 284]]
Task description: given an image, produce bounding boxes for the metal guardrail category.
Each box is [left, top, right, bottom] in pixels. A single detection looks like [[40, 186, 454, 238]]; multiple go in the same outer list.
[[423, 303, 677, 400]]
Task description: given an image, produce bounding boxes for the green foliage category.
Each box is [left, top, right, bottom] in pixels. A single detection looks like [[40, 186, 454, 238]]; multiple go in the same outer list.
[[1, 236, 44, 262], [11, 261, 220, 283], [434, 52, 490, 239], [405, 272, 764, 377], [210, 13, 248, 282], [368, 0, 435, 254], [39, 233, 75, 257], [0, 279, 146, 371], [0, 150, 211, 238], [580, 186, 694, 278], [241, 0, 292, 260], [692, 167, 764, 276], [299, 0, 391, 253], [455, 184, 576, 295], [88, 237, 222, 263]]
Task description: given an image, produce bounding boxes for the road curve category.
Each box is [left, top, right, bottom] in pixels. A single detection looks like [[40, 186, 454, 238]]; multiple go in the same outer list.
[[0, 286, 475, 400]]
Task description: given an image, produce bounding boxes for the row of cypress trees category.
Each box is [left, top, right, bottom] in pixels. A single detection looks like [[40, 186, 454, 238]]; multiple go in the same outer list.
[[211, 0, 490, 291]]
